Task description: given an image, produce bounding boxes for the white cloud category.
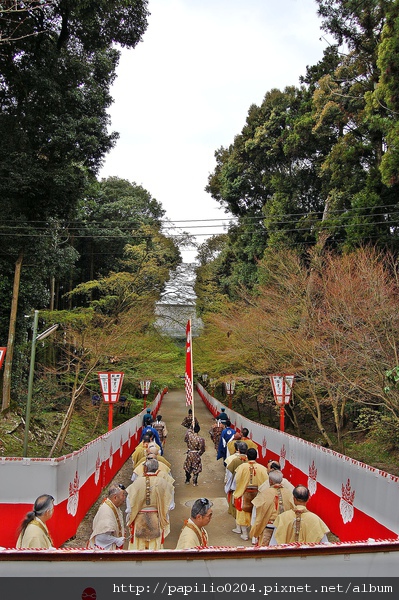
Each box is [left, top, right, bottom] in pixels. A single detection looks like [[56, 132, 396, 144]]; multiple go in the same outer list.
[[100, 0, 327, 260]]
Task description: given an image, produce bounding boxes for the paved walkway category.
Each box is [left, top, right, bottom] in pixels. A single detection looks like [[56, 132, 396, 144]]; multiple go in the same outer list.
[[64, 388, 253, 549], [159, 388, 252, 549]]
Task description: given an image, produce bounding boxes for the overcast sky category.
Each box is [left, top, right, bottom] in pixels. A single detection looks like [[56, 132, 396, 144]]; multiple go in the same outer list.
[[99, 0, 328, 261]]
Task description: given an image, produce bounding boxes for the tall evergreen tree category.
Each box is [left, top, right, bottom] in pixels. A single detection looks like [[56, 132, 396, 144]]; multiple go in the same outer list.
[[366, 0, 399, 187], [313, 0, 399, 250], [0, 1, 149, 412], [58, 177, 168, 309]]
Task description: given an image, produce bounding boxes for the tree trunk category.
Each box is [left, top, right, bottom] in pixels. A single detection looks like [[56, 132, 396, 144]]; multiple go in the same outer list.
[[92, 400, 105, 436], [48, 359, 82, 457], [305, 388, 334, 448], [256, 400, 262, 423], [48, 354, 98, 457], [332, 397, 347, 452], [68, 234, 74, 310], [285, 402, 301, 437], [1, 250, 23, 415], [49, 276, 55, 311]]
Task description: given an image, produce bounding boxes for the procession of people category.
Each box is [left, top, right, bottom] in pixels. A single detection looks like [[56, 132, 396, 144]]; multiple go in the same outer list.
[[16, 392, 331, 551]]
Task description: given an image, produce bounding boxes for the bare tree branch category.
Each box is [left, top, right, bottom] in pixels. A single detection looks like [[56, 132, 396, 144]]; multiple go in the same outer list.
[[0, 1, 52, 44]]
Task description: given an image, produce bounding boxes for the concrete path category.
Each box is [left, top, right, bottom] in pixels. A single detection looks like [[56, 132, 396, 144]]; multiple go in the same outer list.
[[64, 388, 253, 549], [160, 388, 252, 549]]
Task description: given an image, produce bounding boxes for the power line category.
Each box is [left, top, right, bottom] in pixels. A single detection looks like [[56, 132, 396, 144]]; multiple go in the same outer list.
[[1, 217, 398, 236], [0, 203, 398, 246], [0, 221, 398, 242], [1, 203, 398, 228]]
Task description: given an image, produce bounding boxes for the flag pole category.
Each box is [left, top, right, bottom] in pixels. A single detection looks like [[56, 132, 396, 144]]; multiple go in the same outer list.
[[185, 319, 195, 426], [190, 320, 195, 427]]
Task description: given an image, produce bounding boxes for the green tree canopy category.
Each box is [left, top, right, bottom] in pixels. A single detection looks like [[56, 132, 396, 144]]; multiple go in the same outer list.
[[202, 0, 399, 311], [0, 1, 150, 411], [62, 177, 169, 306]]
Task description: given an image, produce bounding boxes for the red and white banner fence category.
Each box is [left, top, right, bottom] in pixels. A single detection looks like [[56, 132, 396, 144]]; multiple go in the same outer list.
[[2, 384, 398, 549], [0, 390, 165, 549], [197, 383, 399, 544]]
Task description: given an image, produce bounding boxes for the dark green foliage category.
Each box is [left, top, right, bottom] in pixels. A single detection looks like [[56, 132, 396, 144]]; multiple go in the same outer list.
[[204, 85, 329, 295], [200, 0, 399, 314], [366, 0, 399, 185], [0, 0, 149, 240], [0, 3, 150, 351], [370, 415, 399, 451], [62, 177, 171, 309], [0, 2, 151, 408]]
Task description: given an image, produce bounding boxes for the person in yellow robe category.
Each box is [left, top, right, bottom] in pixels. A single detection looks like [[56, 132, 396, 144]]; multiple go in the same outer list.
[[233, 448, 268, 540], [175, 498, 213, 549], [258, 459, 294, 492], [16, 494, 55, 549], [250, 470, 295, 545], [227, 428, 257, 457], [131, 434, 162, 469], [225, 441, 248, 524], [126, 458, 174, 550], [88, 484, 127, 550], [270, 485, 330, 546], [134, 443, 171, 471], [132, 455, 174, 486]]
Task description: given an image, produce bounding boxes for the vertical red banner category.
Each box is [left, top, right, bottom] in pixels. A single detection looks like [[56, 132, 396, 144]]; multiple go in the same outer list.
[[185, 320, 193, 407]]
